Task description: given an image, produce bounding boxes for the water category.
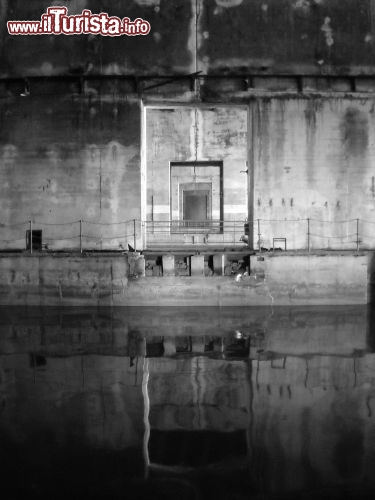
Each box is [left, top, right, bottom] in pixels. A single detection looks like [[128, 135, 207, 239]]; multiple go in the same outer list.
[[1, 306, 375, 499]]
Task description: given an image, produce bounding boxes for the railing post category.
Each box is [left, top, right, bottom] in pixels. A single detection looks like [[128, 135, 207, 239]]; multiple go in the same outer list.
[[79, 219, 82, 254], [307, 218, 310, 253], [29, 220, 32, 254], [133, 219, 136, 252], [141, 220, 145, 250], [257, 219, 261, 251], [356, 218, 360, 252]]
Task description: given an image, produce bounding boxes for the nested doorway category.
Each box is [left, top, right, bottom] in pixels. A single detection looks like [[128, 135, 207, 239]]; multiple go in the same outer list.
[[170, 161, 223, 233]]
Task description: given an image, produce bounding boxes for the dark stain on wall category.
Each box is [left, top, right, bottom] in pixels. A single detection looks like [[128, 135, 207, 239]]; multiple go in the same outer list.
[[304, 99, 319, 183], [340, 106, 369, 156]]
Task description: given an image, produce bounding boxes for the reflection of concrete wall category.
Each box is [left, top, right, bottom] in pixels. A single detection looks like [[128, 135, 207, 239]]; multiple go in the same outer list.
[[147, 357, 251, 432], [264, 306, 368, 356], [252, 354, 375, 494], [2, 314, 375, 496], [0, 305, 369, 357], [0, 354, 144, 452]]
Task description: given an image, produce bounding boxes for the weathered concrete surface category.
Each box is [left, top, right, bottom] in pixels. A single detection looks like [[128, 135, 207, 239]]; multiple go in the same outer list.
[[190, 254, 204, 275], [1, 4, 375, 255], [161, 254, 175, 276], [2, 96, 375, 251], [0, 254, 129, 306], [0, 0, 192, 77], [2, 1, 375, 77], [252, 98, 375, 251], [0, 252, 369, 305], [250, 253, 368, 305], [0, 95, 141, 250]]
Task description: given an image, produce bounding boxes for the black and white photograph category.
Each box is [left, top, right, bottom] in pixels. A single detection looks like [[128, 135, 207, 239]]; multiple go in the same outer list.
[[1, 1, 375, 498]]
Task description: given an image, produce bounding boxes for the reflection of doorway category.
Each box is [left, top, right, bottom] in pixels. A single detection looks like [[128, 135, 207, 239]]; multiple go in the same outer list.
[[183, 189, 209, 227]]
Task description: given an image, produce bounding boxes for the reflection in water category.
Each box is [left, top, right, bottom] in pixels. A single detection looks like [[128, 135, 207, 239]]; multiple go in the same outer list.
[[0, 306, 375, 499]]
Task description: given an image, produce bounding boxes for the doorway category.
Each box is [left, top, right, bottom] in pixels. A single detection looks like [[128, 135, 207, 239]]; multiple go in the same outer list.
[[170, 161, 223, 233], [183, 189, 210, 227]]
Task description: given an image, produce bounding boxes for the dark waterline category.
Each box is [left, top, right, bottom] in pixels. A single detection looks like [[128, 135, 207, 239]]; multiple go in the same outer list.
[[1, 305, 375, 499]]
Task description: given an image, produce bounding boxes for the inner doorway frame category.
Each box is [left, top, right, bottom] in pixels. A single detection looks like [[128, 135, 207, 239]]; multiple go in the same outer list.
[[170, 161, 224, 233]]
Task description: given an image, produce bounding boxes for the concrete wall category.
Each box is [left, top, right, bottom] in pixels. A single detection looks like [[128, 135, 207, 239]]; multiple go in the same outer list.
[[253, 98, 375, 250], [0, 252, 369, 305], [0, 254, 129, 305], [3, 96, 375, 251], [250, 253, 368, 305], [2, 1, 375, 77], [2, 3, 375, 252], [0, 95, 141, 250]]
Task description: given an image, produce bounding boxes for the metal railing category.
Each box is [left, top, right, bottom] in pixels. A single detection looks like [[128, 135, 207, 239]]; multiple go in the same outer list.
[[0, 218, 139, 253], [1, 216, 375, 252], [256, 217, 365, 251], [144, 219, 247, 247]]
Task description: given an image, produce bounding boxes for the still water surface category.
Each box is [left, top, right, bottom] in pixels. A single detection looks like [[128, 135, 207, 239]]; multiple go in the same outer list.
[[1, 306, 375, 499]]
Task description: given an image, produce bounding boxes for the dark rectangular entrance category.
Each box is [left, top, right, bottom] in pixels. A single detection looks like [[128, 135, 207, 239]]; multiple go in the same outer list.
[[183, 190, 209, 227]]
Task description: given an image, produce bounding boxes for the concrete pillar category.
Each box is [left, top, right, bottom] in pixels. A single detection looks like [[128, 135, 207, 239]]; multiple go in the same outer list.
[[135, 255, 145, 277], [213, 253, 227, 276], [162, 255, 175, 276], [163, 337, 176, 356], [190, 255, 205, 276], [152, 265, 162, 276], [128, 253, 145, 277], [127, 253, 137, 276], [191, 336, 205, 353]]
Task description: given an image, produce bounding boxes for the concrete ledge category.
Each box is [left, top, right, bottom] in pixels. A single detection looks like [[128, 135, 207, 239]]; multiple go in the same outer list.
[[250, 253, 368, 305], [0, 253, 370, 306]]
